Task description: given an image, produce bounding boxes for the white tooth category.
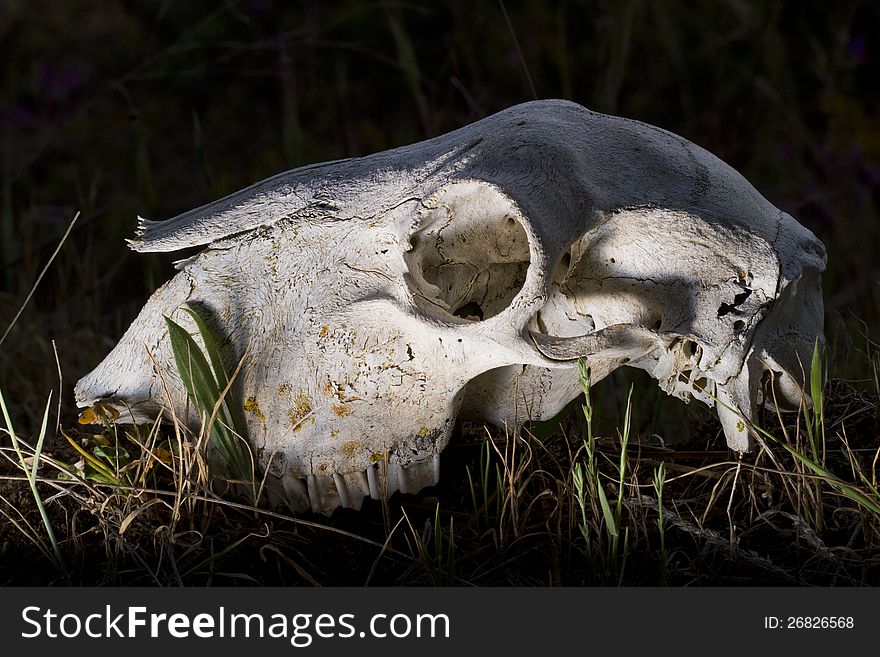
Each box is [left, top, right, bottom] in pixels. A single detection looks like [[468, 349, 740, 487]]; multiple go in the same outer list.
[[308, 474, 346, 515], [397, 454, 442, 494], [281, 473, 310, 513], [333, 472, 350, 508], [306, 474, 320, 512], [383, 461, 402, 497], [397, 463, 410, 495], [418, 453, 441, 488], [353, 470, 370, 495], [342, 471, 368, 510], [398, 454, 440, 494], [366, 464, 380, 499], [282, 473, 307, 498]]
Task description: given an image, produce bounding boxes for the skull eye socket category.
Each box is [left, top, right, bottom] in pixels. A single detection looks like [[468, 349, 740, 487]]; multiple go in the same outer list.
[[404, 182, 531, 321]]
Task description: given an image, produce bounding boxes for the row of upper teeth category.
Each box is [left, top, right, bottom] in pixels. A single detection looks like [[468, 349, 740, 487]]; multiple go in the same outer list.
[[267, 453, 442, 515]]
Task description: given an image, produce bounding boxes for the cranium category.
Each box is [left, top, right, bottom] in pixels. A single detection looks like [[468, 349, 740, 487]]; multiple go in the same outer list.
[[75, 100, 826, 514]]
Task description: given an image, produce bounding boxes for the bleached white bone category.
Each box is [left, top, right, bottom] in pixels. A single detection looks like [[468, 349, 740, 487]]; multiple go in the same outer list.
[[75, 100, 826, 513]]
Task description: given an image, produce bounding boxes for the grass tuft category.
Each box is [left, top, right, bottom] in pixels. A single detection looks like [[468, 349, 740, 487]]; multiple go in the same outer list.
[[0, 388, 66, 573], [165, 307, 254, 493]]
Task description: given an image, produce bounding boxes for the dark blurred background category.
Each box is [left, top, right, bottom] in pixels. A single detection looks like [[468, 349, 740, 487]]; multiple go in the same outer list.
[[1, 0, 878, 429]]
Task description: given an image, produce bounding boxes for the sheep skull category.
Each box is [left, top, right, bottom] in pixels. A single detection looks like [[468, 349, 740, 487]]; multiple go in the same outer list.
[[75, 100, 826, 513]]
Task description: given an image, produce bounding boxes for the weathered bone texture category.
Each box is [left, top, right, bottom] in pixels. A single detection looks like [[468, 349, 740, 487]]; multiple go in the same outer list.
[[75, 100, 827, 514]]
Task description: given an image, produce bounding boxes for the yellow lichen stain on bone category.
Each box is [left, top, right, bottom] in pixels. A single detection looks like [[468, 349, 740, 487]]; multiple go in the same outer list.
[[416, 426, 432, 437], [331, 403, 352, 418], [288, 392, 314, 432], [341, 440, 360, 457], [244, 396, 267, 432], [319, 325, 330, 338], [244, 396, 265, 420]]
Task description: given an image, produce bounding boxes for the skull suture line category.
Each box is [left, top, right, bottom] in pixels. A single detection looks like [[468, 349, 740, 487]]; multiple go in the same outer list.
[[75, 100, 827, 514]]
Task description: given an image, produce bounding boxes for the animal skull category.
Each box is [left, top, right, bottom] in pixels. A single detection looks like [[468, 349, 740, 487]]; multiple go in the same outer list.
[[75, 100, 827, 514]]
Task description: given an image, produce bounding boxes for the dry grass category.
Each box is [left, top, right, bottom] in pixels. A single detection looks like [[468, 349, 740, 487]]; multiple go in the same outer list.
[[1, 355, 878, 586]]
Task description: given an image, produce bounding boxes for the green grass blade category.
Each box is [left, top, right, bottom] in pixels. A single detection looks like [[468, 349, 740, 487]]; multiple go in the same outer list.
[[617, 384, 633, 510], [809, 338, 825, 451], [481, 440, 491, 517], [32, 391, 52, 481], [782, 441, 880, 515], [810, 338, 824, 417], [434, 502, 442, 568], [165, 314, 221, 413], [182, 305, 249, 439], [446, 515, 455, 583], [165, 314, 251, 481], [597, 481, 617, 538], [465, 465, 480, 523], [572, 462, 592, 557], [750, 422, 880, 516], [33, 393, 65, 568], [0, 389, 66, 571], [182, 307, 228, 394], [63, 431, 119, 483], [578, 359, 593, 424]]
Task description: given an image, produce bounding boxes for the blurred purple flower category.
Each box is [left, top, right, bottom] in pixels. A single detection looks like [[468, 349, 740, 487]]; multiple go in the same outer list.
[[38, 63, 85, 103], [774, 142, 795, 161], [840, 143, 862, 168], [0, 102, 34, 130], [846, 33, 867, 65]]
